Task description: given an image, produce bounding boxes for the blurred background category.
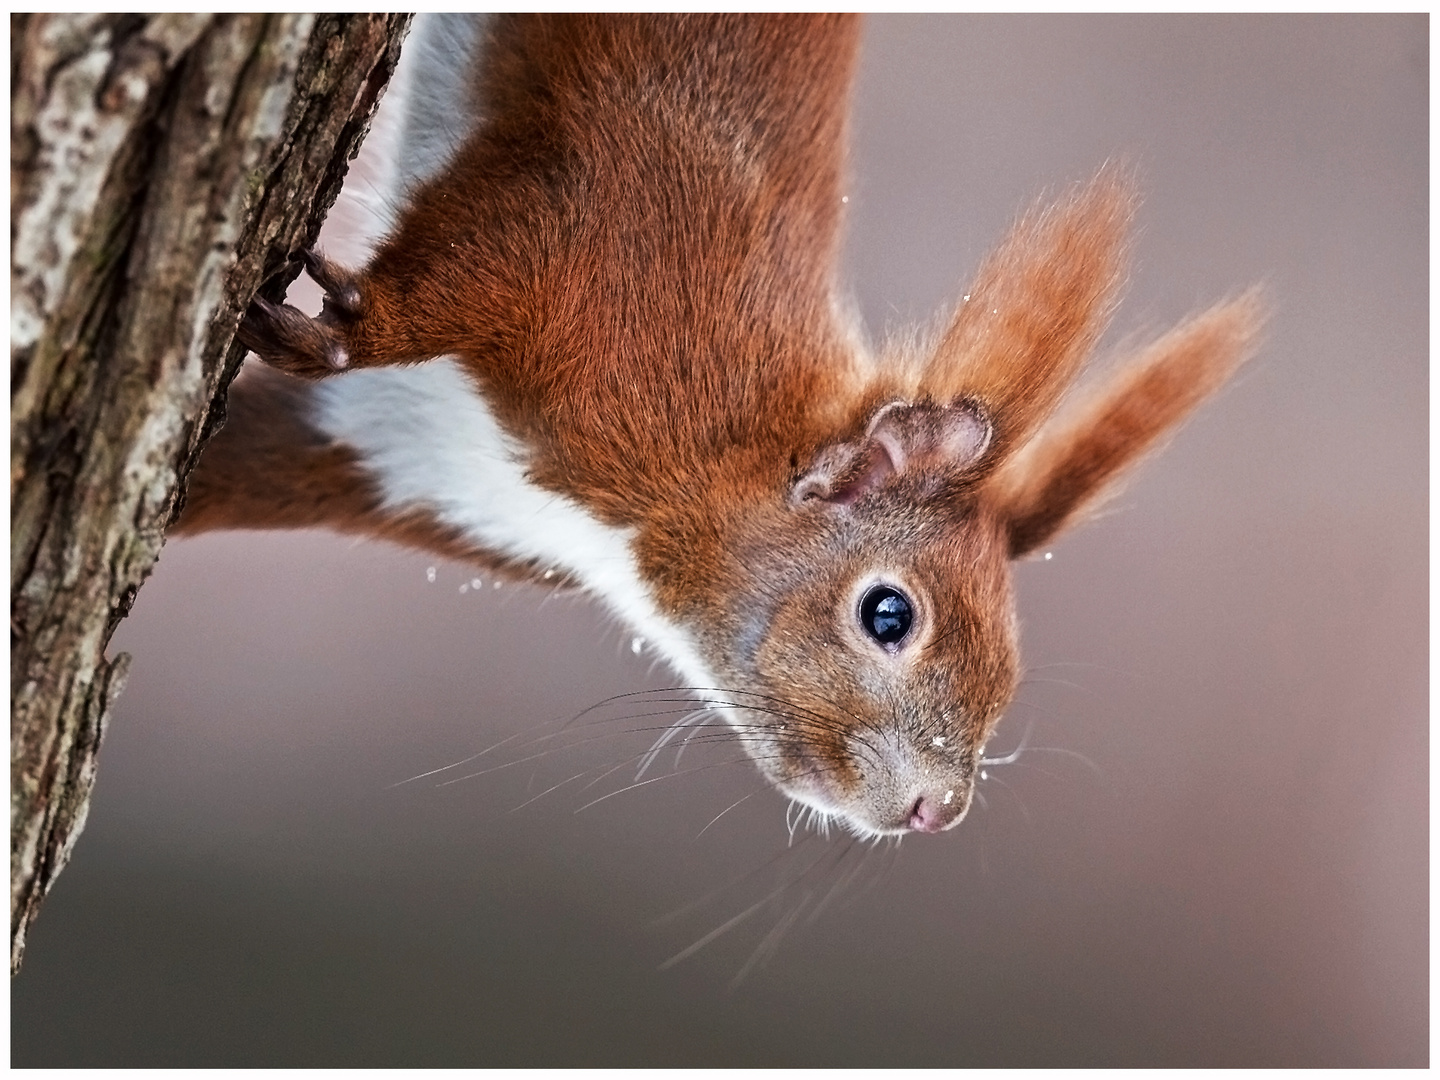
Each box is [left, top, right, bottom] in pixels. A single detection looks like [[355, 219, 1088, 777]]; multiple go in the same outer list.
[[12, 14, 1426, 1067]]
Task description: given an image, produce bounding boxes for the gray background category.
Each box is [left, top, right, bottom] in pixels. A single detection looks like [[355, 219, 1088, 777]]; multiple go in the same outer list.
[[12, 14, 1426, 1067]]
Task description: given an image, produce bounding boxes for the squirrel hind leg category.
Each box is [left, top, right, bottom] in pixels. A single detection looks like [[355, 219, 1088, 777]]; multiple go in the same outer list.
[[172, 364, 557, 586], [173, 365, 375, 534]]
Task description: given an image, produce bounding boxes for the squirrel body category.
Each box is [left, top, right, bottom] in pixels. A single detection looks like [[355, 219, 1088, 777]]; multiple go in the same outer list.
[[179, 15, 1260, 836]]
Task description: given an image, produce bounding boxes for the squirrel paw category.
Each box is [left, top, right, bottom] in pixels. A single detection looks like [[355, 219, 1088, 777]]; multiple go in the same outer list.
[[236, 249, 363, 379]]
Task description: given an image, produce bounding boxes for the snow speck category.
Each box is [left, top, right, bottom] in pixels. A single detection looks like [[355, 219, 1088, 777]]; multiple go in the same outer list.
[[630, 637, 645, 655], [493, 580, 502, 589], [980, 770, 988, 781], [931, 736, 946, 747], [458, 583, 469, 594], [943, 789, 954, 805], [1044, 551, 1053, 561], [841, 195, 849, 203], [543, 569, 555, 580], [425, 566, 436, 583]]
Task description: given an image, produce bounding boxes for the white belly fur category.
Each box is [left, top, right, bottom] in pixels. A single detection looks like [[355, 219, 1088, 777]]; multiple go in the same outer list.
[[311, 362, 717, 692]]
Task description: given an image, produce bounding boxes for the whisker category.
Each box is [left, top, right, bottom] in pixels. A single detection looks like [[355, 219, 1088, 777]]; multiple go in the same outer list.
[[803, 839, 869, 925], [430, 713, 759, 790], [729, 836, 870, 982], [570, 723, 782, 800], [1016, 745, 1107, 779], [1018, 674, 1091, 694], [731, 892, 811, 988], [595, 687, 888, 758], [659, 891, 777, 971], [635, 709, 706, 781], [980, 717, 1037, 767], [654, 841, 810, 928], [978, 770, 1032, 826], [697, 792, 756, 838], [507, 770, 591, 813], [658, 834, 841, 972], [671, 714, 712, 771], [1024, 659, 1144, 682], [386, 726, 533, 787], [573, 756, 758, 813], [433, 723, 690, 787]]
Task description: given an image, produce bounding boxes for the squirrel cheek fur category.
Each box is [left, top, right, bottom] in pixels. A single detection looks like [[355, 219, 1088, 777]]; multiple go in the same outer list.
[[181, 15, 1262, 838]]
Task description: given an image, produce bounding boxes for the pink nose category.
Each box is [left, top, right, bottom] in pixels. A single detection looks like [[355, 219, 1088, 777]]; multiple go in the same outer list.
[[907, 791, 965, 833]]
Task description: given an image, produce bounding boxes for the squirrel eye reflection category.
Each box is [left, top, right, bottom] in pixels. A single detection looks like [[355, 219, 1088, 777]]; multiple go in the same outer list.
[[859, 585, 913, 646]]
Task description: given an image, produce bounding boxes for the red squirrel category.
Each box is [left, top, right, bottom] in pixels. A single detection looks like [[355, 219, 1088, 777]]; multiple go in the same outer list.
[[176, 15, 1260, 837]]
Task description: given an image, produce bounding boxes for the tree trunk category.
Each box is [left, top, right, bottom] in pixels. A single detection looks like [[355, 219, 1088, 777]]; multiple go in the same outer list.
[[10, 12, 411, 973]]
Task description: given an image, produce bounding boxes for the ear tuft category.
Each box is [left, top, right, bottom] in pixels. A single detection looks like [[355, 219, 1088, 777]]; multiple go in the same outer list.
[[994, 289, 1265, 557], [791, 399, 992, 507], [920, 165, 1137, 466]]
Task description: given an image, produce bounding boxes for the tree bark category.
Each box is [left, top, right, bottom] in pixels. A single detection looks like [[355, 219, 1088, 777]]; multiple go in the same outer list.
[[10, 12, 411, 973]]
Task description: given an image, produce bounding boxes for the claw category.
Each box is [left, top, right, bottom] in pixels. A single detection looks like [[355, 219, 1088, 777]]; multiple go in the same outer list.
[[301, 249, 364, 318]]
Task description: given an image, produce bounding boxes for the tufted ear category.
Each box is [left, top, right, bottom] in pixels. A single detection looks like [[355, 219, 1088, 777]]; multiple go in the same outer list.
[[790, 399, 991, 506], [918, 166, 1135, 469], [992, 291, 1264, 557]]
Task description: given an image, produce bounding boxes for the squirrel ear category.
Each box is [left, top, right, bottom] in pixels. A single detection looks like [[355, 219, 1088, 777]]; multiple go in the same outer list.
[[992, 291, 1263, 557], [919, 166, 1135, 465], [790, 399, 992, 506]]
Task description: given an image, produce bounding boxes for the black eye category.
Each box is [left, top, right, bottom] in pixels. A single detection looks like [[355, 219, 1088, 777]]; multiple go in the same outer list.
[[859, 585, 913, 646]]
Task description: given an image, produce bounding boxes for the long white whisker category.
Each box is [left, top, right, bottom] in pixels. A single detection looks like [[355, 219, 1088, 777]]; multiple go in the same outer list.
[[386, 726, 532, 787], [731, 893, 811, 988], [806, 841, 869, 925], [659, 835, 837, 972], [635, 708, 706, 781], [507, 770, 591, 813], [658, 892, 775, 971], [1013, 745, 1108, 779], [980, 716, 1037, 767], [573, 757, 755, 813], [697, 792, 756, 838], [671, 712, 713, 772]]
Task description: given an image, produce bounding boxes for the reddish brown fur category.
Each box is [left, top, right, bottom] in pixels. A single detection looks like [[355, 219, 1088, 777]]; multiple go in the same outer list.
[[923, 173, 1133, 462], [995, 292, 1263, 556]]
